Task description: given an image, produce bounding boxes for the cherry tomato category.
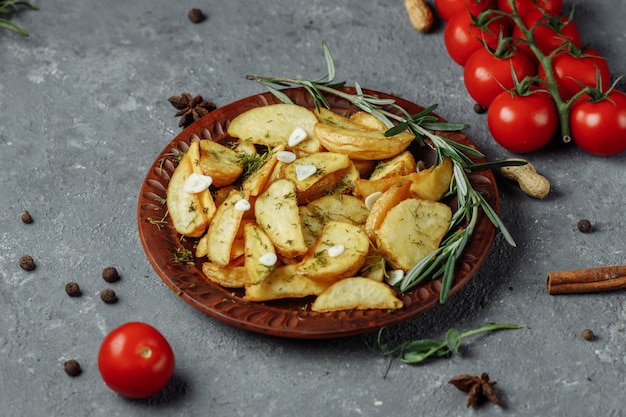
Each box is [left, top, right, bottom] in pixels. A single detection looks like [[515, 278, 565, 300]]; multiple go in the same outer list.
[[570, 90, 626, 156], [464, 47, 536, 107], [98, 322, 175, 399], [538, 47, 611, 101], [497, 0, 562, 18], [435, 0, 496, 21], [487, 90, 559, 153], [444, 10, 509, 66], [513, 10, 580, 57]]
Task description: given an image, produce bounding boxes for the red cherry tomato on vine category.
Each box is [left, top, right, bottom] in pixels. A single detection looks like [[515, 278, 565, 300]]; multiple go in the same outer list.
[[497, 0, 562, 18], [513, 10, 580, 57], [570, 90, 626, 156], [435, 0, 496, 21], [487, 91, 559, 153], [464, 47, 536, 107], [444, 10, 509, 66], [538, 48, 611, 101], [98, 322, 175, 399]]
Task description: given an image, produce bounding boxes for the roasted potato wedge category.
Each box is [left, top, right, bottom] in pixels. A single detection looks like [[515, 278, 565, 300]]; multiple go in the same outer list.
[[350, 111, 388, 131], [369, 151, 417, 181], [255, 179, 308, 258], [244, 223, 276, 286], [201, 262, 246, 288], [244, 264, 330, 302], [311, 277, 403, 312], [167, 141, 212, 237], [377, 198, 452, 271], [241, 145, 284, 197], [410, 157, 453, 201], [297, 221, 370, 282], [205, 189, 251, 266], [307, 194, 370, 226], [227, 103, 321, 153], [198, 139, 244, 187], [364, 180, 412, 240], [313, 123, 415, 160], [282, 152, 351, 204]]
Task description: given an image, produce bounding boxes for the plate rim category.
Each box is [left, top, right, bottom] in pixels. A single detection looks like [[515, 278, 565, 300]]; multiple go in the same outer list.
[[137, 86, 499, 339]]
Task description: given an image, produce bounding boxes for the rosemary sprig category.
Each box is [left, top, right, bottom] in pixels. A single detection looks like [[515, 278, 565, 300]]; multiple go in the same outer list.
[[247, 42, 520, 303], [0, 0, 38, 37]]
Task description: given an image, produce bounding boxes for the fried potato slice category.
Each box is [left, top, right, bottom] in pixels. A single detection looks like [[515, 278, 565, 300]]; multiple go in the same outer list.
[[369, 150, 417, 181], [244, 223, 276, 286], [297, 221, 370, 282], [377, 198, 452, 271], [350, 111, 388, 131], [201, 262, 246, 288], [353, 175, 410, 199], [364, 180, 412, 240], [241, 145, 284, 197], [313, 123, 415, 160], [244, 264, 330, 302], [410, 157, 453, 201], [299, 206, 325, 247], [227, 103, 321, 153], [205, 189, 251, 266], [255, 179, 308, 258], [314, 107, 363, 129], [282, 152, 351, 204], [311, 277, 403, 312], [167, 141, 211, 238], [198, 140, 244, 187], [307, 194, 370, 226]]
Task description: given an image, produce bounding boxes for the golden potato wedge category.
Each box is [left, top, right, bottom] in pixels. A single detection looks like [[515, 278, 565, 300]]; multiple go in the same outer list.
[[205, 189, 251, 266], [299, 206, 325, 247], [353, 175, 409, 199], [364, 180, 412, 240], [311, 277, 403, 312], [227, 103, 321, 153], [241, 146, 284, 197], [377, 198, 452, 271], [369, 151, 417, 181], [350, 111, 389, 131], [244, 223, 276, 286], [255, 179, 308, 258], [307, 194, 370, 226], [201, 262, 246, 288], [314, 107, 362, 129], [409, 157, 453, 201], [313, 122, 415, 160], [282, 152, 351, 204], [297, 221, 370, 282], [199, 139, 244, 187], [166, 141, 211, 238], [244, 264, 330, 302]]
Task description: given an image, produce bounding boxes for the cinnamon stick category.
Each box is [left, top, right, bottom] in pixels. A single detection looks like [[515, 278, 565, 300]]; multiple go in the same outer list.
[[547, 265, 626, 295]]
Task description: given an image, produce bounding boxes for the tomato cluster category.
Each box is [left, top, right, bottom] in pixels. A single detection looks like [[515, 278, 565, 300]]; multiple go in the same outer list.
[[435, 0, 626, 156]]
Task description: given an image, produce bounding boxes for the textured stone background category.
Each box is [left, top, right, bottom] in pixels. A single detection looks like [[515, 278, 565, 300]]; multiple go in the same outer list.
[[1, 1, 625, 416]]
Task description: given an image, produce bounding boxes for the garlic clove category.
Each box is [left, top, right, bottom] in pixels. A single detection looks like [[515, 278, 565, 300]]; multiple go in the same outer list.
[[182, 173, 213, 193], [234, 199, 251, 212], [288, 127, 308, 147], [327, 245, 345, 258], [386, 269, 405, 286], [295, 164, 317, 181], [364, 191, 383, 210], [258, 252, 277, 267], [277, 151, 297, 163]]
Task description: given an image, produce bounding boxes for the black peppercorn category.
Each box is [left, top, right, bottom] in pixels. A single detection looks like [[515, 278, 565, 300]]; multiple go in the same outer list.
[[65, 282, 81, 297], [582, 328, 595, 341], [19, 255, 36, 271], [102, 266, 120, 283], [577, 219, 592, 233], [100, 288, 118, 304], [188, 8, 206, 23], [473, 103, 487, 114], [64, 359, 82, 376], [21, 211, 33, 224]]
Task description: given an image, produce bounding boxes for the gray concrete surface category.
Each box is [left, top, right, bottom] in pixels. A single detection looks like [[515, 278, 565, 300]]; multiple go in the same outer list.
[[2, 0, 626, 416]]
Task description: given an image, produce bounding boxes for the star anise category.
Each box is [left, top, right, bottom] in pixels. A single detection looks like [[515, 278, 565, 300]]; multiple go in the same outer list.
[[168, 92, 216, 128], [449, 372, 500, 407]]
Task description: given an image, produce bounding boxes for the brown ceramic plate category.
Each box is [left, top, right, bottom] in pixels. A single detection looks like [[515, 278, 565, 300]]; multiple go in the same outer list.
[[137, 87, 499, 339]]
